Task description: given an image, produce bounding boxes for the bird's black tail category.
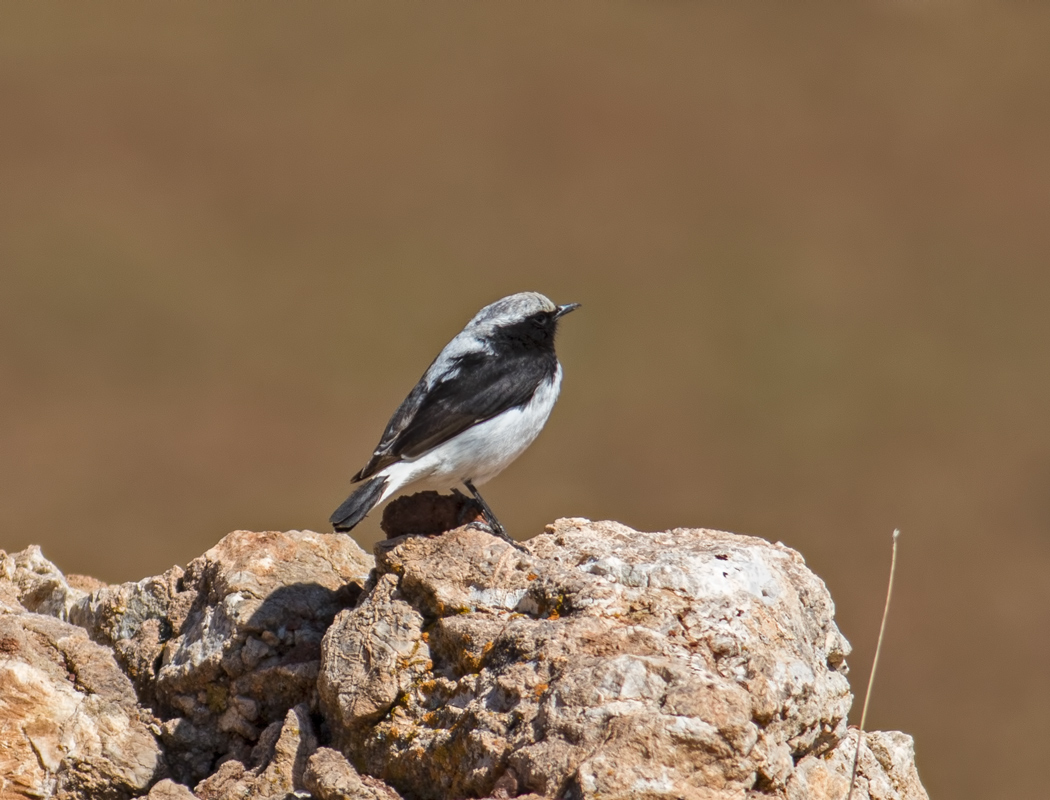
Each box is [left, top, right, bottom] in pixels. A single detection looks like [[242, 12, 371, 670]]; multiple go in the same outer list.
[[330, 476, 388, 532]]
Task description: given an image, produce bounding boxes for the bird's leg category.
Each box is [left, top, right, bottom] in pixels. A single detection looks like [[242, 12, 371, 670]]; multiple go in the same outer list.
[[463, 480, 527, 552], [450, 487, 477, 528], [462, 480, 505, 537]]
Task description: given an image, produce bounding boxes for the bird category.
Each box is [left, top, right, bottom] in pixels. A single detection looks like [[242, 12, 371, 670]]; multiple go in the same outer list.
[[330, 291, 580, 547]]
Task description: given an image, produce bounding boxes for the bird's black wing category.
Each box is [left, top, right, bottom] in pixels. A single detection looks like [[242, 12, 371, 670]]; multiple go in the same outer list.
[[353, 348, 555, 481]]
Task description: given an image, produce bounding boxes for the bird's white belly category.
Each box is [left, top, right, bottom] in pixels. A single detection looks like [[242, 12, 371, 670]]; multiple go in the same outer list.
[[379, 366, 562, 500]]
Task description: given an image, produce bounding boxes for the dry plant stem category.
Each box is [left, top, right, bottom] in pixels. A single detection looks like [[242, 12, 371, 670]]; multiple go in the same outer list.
[[847, 529, 900, 800]]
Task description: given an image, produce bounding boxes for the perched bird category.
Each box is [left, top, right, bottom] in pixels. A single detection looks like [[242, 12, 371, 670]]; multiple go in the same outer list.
[[330, 292, 579, 545]]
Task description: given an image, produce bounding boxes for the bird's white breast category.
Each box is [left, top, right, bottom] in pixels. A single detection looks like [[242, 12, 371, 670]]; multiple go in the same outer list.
[[378, 363, 563, 500]]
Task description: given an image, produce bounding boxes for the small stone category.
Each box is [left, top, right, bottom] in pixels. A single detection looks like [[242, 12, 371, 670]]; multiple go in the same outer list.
[[232, 694, 260, 721], [218, 706, 259, 740], [380, 490, 484, 538], [304, 747, 404, 800], [146, 778, 198, 799], [240, 636, 272, 669], [260, 630, 280, 647]]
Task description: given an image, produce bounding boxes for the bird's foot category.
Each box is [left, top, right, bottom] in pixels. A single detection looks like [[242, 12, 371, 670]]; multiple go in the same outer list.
[[462, 480, 529, 553]]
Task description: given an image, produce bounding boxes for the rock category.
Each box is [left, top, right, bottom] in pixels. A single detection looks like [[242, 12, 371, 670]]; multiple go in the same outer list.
[[319, 519, 860, 799], [788, 729, 929, 800], [154, 530, 371, 782], [0, 545, 90, 620], [137, 779, 197, 800], [194, 704, 316, 800], [1, 519, 929, 800], [71, 530, 373, 785], [302, 748, 404, 800], [67, 573, 108, 594], [0, 611, 162, 799], [69, 565, 193, 706], [380, 491, 484, 539]]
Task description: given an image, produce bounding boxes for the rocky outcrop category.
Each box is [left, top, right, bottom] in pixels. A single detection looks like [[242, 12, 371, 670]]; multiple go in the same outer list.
[[1, 512, 929, 800]]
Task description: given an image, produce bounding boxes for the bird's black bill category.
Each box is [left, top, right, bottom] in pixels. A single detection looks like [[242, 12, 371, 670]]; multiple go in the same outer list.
[[555, 302, 581, 319]]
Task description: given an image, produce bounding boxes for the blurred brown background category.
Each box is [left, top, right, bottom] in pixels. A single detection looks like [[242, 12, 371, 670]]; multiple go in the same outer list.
[[2, 3, 1048, 797]]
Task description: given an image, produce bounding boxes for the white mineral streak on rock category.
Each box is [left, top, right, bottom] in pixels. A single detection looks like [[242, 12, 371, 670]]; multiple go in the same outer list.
[[0, 545, 89, 620], [468, 585, 528, 609], [0, 611, 162, 799]]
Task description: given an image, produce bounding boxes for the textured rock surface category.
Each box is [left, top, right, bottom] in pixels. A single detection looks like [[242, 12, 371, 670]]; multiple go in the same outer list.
[[70, 565, 192, 706], [789, 729, 928, 800], [319, 519, 860, 799], [193, 704, 317, 800], [137, 779, 198, 800], [380, 490, 484, 539], [71, 530, 373, 784], [303, 748, 404, 800], [0, 611, 163, 800], [0, 545, 90, 620], [2, 517, 929, 800]]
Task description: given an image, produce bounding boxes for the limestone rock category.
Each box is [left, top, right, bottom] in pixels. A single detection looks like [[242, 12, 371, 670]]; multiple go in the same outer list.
[[71, 530, 373, 784], [193, 704, 317, 800], [69, 565, 192, 706], [788, 729, 929, 800], [0, 611, 162, 799], [0, 545, 90, 620], [319, 519, 857, 800], [302, 748, 404, 800], [156, 530, 371, 783], [2, 518, 929, 800], [136, 779, 197, 800]]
